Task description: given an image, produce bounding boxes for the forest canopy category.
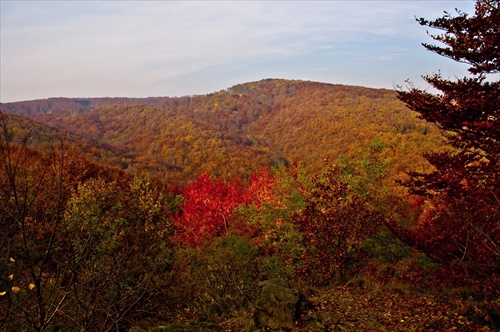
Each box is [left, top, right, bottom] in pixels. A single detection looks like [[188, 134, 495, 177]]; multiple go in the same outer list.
[[1, 1, 499, 328]]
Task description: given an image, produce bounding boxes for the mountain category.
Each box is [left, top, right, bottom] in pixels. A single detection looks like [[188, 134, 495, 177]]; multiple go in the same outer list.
[[0, 79, 447, 183]]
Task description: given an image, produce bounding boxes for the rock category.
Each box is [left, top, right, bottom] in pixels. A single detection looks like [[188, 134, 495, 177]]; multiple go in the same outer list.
[[253, 280, 309, 331]]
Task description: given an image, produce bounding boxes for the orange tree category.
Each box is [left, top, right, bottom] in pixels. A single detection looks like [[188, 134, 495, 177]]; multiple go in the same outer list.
[[395, 0, 500, 278]]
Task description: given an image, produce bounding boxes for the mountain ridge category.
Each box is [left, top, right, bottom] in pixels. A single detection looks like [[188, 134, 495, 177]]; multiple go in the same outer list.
[[0, 79, 447, 183]]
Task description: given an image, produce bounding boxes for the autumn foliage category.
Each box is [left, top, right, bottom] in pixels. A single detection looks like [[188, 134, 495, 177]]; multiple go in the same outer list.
[[172, 167, 277, 247], [293, 165, 384, 285], [172, 172, 245, 247], [0, 114, 175, 331], [396, 0, 500, 278], [1, 79, 445, 183], [1, 2, 499, 329]]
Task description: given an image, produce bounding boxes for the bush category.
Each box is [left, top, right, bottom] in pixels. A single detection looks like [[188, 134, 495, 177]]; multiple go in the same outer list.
[[170, 235, 259, 322], [293, 165, 384, 285]]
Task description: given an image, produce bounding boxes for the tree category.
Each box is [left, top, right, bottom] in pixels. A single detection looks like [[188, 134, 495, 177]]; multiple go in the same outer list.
[[396, 0, 500, 276], [0, 112, 71, 331], [172, 172, 246, 247], [61, 174, 174, 331], [293, 165, 383, 285], [0, 112, 175, 330], [172, 167, 278, 247]]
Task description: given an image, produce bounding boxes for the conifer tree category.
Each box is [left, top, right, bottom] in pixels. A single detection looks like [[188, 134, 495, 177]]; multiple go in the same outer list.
[[397, 0, 500, 275]]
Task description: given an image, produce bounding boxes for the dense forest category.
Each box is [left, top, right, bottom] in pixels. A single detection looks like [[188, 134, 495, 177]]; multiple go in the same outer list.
[[0, 79, 446, 183], [1, 1, 499, 331]]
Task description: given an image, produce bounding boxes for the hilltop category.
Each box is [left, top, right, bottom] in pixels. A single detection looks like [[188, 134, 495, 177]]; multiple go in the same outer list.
[[2, 79, 498, 331], [0, 79, 445, 183]]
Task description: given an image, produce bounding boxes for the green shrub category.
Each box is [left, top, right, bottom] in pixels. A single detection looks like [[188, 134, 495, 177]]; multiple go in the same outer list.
[[170, 235, 258, 322]]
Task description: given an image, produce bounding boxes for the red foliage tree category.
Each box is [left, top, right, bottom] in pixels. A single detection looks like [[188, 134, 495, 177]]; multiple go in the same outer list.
[[173, 172, 243, 247], [173, 168, 277, 247]]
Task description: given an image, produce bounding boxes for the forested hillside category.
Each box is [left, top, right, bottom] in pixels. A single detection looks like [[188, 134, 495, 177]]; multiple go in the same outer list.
[[1, 69, 497, 330], [2, 0, 499, 330], [0, 79, 446, 183]]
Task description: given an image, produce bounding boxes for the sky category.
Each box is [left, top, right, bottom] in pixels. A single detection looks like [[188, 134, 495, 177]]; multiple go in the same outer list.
[[0, 0, 476, 103]]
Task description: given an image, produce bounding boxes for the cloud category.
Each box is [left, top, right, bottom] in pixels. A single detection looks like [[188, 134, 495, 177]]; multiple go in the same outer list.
[[0, 1, 476, 102]]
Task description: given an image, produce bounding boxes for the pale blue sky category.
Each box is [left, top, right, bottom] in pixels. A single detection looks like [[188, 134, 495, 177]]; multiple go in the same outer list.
[[0, 1, 475, 103]]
